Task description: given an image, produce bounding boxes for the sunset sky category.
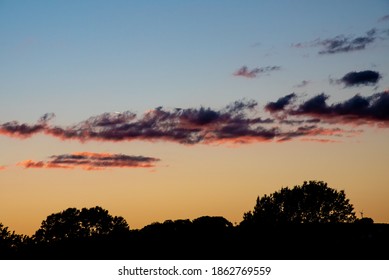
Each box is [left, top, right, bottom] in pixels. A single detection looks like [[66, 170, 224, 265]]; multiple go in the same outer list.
[[1, 0, 389, 236]]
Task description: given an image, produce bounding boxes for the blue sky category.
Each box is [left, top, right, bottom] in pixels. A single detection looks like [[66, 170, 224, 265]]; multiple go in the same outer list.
[[1, 0, 388, 123]]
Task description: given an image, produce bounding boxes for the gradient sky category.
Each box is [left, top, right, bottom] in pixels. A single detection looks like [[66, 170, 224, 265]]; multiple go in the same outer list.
[[1, 0, 389, 235]]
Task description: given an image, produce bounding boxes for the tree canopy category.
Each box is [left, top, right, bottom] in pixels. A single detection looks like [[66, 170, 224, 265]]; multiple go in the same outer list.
[[243, 180, 356, 225], [33, 206, 129, 243]]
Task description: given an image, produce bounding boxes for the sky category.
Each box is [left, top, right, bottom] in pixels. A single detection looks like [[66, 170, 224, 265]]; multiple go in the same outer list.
[[1, 0, 389, 236]]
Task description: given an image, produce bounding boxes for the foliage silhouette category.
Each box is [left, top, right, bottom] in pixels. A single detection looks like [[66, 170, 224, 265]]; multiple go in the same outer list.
[[1, 181, 389, 260], [0, 223, 26, 258], [192, 216, 233, 230], [242, 180, 356, 226], [33, 206, 129, 244], [130, 216, 236, 259]]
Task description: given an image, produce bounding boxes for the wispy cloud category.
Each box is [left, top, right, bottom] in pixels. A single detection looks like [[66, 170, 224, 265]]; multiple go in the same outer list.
[[278, 125, 353, 142], [332, 70, 381, 87], [293, 28, 388, 55], [300, 138, 341, 143], [17, 152, 160, 170], [378, 15, 389, 22], [233, 65, 280, 78], [294, 80, 310, 88]]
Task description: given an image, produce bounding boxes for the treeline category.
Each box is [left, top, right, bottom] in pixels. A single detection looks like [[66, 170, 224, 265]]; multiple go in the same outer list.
[[1, 181, 388, 259]]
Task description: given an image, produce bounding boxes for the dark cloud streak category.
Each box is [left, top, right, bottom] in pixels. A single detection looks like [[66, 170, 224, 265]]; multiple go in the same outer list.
[[0, 121, 46, 138], [317, 29, 377, 54], [233, 65, 281, 78], [17, 152, 160, 170], [293, 28, 388, 55]]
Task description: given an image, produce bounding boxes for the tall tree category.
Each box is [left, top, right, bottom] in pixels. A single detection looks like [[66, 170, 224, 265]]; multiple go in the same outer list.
[[243, 181, 356, 225]]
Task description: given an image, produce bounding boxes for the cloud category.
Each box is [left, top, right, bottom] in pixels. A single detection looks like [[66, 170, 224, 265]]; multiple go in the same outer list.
[[270, 92, 389, 126], [279, 118, 320, 125], [294, 80, 310, 88], [17, 152, 160, 170], [278, 125, 349, 142], [334, 70, 381, 87], [2, 94, 388, 146], [18, 160, 46, 168], [293, 28, 386, 54], [318, 29, 377, 54], [378, 15, 389, 22], [300, 138, 340, 143], [233, 65, 280, 78], [1, 99, 333, 144], [39, 113, 56, 123], [0, 113, 54, 138], [264, 93, 297, 113], [296, 93, 330, 114], [0, 121, 46, 138], [39, 100, 285, 144]]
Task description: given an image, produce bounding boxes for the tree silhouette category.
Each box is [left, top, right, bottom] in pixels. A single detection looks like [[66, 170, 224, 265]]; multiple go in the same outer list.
[[0, 223, 25, 258], [1, 199, 389, 260], [33, 206, 129, 244], [192, 216, 234, 239], [242, 181, 356, 226], [134, 216, 235, 259]]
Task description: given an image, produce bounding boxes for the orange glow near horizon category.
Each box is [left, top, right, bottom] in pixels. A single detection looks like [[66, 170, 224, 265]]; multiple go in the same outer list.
[[1, 129, 389, 236]]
